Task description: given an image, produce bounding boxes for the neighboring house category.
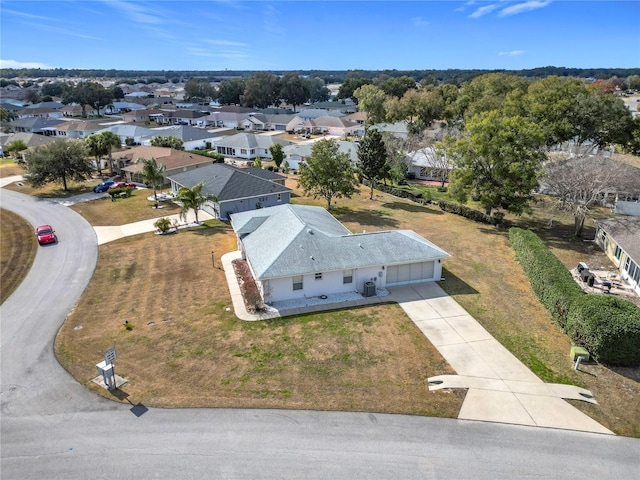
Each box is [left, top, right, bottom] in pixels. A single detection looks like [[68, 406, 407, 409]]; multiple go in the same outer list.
[[152, 109, 208, 126], [240, 113, 300, 132], [0, 132, 57, 157], [8, 117, 65, 135], [149, 125, 221, 150], [229, 204, 450, 304], [283, 140, 360, 170], [49, 120, 104, 139], [296, 108, 345, 120], [106, 102, 148, 114], [371, 121, 409, 140], [406, 148, 452, 182], [297, 116, 364, 136], [594, 217, 640, 295], [168, 163, 291, 220], [97, 124, 157, 145], [344, 111, 367, 124], [16, 107, 65, 119], [214, 133, 292, 160], [116, 146, 217, 179]]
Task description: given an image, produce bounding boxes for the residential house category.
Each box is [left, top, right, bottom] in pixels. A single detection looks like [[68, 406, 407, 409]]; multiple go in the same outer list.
[[149, 124, 221, 150], [297, 116, 364, 137], [97, 124, 156, 145], [214, 133, 292, 160], [283, 140, 360, 170], [613, 191, 640, 216], [8, 117, 65, 135], [229, 204, 450, 304], [406, 147, 451, 183], [296, 108, 345, 121], [105, 102, 148, 114], [116, 146, 218, 180], [240, 113, 300, 132], [50, 120, 104, 139], [151, 109, 208, 126], [0, 132, 57, 157], [371, 121, 409, 140], [168, 163, 291, 220], [594, 217, 640, 295]]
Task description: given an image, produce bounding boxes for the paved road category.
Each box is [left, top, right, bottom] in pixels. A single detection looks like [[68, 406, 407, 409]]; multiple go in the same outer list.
[[1, 187, 639, 479]]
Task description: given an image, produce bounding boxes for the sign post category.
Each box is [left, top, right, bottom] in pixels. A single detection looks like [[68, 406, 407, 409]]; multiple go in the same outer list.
[[104, 347, 117, 389]]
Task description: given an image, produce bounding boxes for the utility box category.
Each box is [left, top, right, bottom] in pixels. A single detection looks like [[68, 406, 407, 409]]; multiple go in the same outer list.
[[570, 346, 590, 362], [364, 281, 376, 297], [577, 262, 589, 274]]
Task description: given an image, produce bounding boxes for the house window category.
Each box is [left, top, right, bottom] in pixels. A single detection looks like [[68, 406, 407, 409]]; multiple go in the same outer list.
[[293, 275, 303, 290], [343, 269, 353, 284], [315, 272, 322, 280], [614, 245, 623, 260], [241, 149, 247, 154], [277, 193, 282, 202], [599, 229, 607, 245]]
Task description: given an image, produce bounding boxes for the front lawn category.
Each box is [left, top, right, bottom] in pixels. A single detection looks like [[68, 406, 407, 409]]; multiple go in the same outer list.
[[54, 178, 640, 436]]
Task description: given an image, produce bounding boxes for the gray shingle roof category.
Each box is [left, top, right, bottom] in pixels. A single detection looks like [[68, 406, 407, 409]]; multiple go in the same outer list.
[[230, 204, 450, 280], [595, 217, 640, 263], [167, 163, 291, 201]]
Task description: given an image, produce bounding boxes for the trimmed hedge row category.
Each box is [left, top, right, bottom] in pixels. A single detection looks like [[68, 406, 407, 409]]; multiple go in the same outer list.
[[374, 182, 432, 204], [509, 227, 640, 366], [566, 296, 640, 367], [438, 200, 512, 228]]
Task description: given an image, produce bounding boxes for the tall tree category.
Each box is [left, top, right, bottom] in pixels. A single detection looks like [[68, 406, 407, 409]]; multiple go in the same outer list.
[[269, 143, 285, 170], [542, 154, 640, 237], [455, 73, 529, 122], [23, 139, 91, 191], [99, 130, 122, 174], [572, 88, 634, 148], [308, 77, 330, 103], [354, 84, 387, 125], [337, 78, 371, 102], [184, 78, 214, 101], [217, 78, 245, 105], [175, 182, 217, 224], [84, 133, 108, 174], [381, 75, 416, 98], [241, 72, 281, 109], [357, 128, 388, 200], [298, 139, 358, 211], [150, 135, 184, 150], [449, 111, 545, 215], [280, 73, 310, 112], [137, 157, 166, 206], [63, 81, 113, 117]]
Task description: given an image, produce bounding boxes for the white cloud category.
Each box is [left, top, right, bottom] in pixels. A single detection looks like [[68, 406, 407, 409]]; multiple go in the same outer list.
[[105, 0, 163, 25], [0, 59, 53, 69], [469, 4, 500, 19], [205, 40, 248, 48], [498, 50, 525, 56], [412, 16, 429, 27], [499, 1, 552, 17]]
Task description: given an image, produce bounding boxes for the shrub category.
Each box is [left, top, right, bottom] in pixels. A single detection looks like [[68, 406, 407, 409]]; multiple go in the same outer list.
[[406, 172, 416, 180], [107, 187, 133, 199], [437, 186, 448, 193], [509, 228, 583, 327], [154, 217, 173, 233], [439, 200, 512, 228], [566, 295, 640, 366], [232, 258, 265, 313]]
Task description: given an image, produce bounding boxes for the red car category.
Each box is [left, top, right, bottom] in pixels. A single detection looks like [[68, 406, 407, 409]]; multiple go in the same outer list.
[[35, 225, 57, 245], [109, 182, 136, 190]]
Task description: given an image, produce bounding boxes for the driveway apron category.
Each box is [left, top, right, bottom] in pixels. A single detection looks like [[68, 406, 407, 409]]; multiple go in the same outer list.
[[389, 283, 613, 434]]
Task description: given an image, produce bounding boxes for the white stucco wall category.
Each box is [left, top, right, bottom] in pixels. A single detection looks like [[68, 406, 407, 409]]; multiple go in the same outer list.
[[262, 269, 359, 303]]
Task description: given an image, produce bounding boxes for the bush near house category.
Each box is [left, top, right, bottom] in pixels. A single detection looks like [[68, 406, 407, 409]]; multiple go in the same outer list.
[[232, 258, 265, 313], [107, 187, 133, 200], [566, 296, 640, 367], [439, 200, 510, 228], [509, 227, 640, 366]]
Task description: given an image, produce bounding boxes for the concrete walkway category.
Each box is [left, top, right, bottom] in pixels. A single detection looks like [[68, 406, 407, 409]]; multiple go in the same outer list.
[[389, 282, 613, 435]]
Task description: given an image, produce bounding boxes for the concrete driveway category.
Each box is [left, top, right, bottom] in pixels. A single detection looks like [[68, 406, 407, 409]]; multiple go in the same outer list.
[[389, 282, 613, 434]]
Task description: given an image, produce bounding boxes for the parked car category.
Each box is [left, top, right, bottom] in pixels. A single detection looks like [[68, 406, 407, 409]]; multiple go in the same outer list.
[[35, 225, 57, 245], [93, 179, 115, 192], [109, 181, 136, 190]]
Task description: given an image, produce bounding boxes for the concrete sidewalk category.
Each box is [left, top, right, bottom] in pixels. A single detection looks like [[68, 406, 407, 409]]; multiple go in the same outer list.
[[389, 283, 613, 435]]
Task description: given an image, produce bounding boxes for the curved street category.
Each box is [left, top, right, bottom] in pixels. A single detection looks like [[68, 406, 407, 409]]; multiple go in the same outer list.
[[1, 186, 638, 479]]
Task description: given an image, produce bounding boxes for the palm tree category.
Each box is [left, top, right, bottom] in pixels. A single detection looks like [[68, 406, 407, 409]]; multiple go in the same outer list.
[[137, 157, 166, 207], [99, 130, 122, 175], [84, 134, 107, 174], [175, 182, 217, 225]]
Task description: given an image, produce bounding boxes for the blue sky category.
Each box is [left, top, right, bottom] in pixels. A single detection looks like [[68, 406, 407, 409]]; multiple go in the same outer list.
[[1, 1, 638, 71]]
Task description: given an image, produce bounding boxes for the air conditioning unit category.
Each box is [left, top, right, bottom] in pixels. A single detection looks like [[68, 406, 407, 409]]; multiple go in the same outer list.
[[577, 262, 589, 274], [364, 281, 376, 297]]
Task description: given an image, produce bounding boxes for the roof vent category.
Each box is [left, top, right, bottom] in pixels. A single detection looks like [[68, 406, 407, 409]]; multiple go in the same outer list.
[[310, 255, 314, 260], [307, 228, 313, 235]]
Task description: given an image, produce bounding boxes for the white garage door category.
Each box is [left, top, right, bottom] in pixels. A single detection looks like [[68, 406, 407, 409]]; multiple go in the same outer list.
[[386, 261, 435, 286]]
